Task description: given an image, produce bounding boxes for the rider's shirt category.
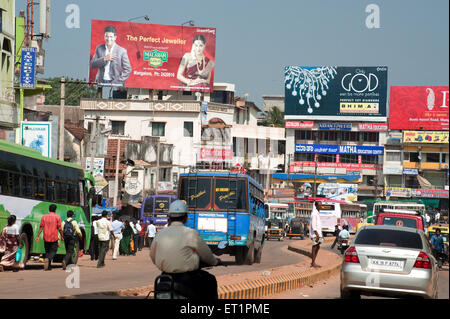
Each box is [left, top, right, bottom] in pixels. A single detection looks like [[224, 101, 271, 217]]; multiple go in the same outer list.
[[431, 235, 444, 252], [338, 229, 350, 239], [150, 221, 218, 273]]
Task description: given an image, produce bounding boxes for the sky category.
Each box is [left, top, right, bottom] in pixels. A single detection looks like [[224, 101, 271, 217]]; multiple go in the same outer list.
[[15, 0, 449, 108]]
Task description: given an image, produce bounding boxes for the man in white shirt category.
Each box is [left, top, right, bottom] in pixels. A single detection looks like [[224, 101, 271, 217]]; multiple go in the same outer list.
[[96, 211, 114, 268], [309, 201, 323, 268], [146, 221, 157, 248]]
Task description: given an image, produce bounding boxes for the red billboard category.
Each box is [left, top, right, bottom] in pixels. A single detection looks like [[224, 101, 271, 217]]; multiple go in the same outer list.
[[89, 20, 216, 92], [285, 120, 314, 129], [389, 86, 449, 130]]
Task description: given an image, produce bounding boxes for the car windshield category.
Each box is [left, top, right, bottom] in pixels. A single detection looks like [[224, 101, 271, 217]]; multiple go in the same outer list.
[[382, 216, 417, 229], [355, 229, 423, 249]]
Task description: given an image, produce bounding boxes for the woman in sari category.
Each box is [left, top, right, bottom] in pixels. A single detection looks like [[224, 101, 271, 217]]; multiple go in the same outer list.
[[119, 220, 133, 256], [0, 215, 24, 272], [177, 34, 214, 91]]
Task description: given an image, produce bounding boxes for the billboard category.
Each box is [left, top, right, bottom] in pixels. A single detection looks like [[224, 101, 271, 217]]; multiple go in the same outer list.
[[89, 20, 216, 92], [20, 122, 51, 157], [389, 86, 449, 130], [316, 183, 358, 202], [295, 144, 384, 155], [284, 66, 388, 119], [403, 131, 449, 144]]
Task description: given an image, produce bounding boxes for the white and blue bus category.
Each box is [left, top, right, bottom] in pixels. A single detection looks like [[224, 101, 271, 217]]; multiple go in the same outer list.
[[178, 172, 265, 265]]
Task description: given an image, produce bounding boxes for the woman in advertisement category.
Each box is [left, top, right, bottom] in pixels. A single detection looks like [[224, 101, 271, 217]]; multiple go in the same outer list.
[[177, 34, 214, 90]]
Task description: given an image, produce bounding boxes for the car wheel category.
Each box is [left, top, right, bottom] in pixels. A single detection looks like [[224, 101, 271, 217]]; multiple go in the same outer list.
[[341, 289, 361, 299]]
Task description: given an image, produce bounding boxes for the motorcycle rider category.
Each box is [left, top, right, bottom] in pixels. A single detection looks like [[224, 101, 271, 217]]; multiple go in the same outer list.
[[150, 200, 221, 300], [338, 224, 350, 242], [430, 228, 445, 268]]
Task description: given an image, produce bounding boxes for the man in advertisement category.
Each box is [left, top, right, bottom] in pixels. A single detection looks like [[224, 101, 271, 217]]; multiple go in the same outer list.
[[91, 25, 132, 94]]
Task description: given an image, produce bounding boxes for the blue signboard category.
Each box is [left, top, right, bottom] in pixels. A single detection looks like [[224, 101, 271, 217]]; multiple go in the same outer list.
[[318, 122, 352, 130], [20, 47, 37, 89], [295, 144, 384, 155], [403, 168, 418, 175]]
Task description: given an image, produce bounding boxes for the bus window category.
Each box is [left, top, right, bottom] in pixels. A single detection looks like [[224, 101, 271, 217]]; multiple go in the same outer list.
[[23, 175, 33, 198], [46, 180, 55, 202], [154, 197, 171, 215], [0, 170, 8, 195], [180, 178, 212, 209], [10, 173, 21, 196], [214, 178, 246, 210], [143, 197, 154, 217]]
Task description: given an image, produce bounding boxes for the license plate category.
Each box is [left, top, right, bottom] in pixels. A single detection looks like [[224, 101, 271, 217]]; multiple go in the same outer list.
[[368, 258, 404, 271], [206, 241, 219, 245]]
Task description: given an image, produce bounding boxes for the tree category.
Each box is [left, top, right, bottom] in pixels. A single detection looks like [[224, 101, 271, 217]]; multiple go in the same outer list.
[[43, 77, 97, 106], [266, 106, 285, 127]]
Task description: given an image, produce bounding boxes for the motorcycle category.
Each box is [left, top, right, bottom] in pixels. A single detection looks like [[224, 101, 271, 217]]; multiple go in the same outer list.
[[151, 240, 228, 299], [337, 238, 349, 255]]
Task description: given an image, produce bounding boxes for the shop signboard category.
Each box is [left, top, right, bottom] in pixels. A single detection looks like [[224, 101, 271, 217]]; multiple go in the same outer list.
[[389, 86, 449, 131], [290, 161, 378, 173], [295, 144, 384, 155], [403, 168, 419, 175], [200, 148, 233, 161], [318, 123, 352, 130], [411, 189, 449, 199], [20, 121, 51, 157], [383, 166, 403, 175], [285, 120, 314, 129], [89, 20, 216, 92], [385, 187, 412, 198], [285, 66, 388, 120], [403, 131, 449, 144], [358, 123, 388, 131]]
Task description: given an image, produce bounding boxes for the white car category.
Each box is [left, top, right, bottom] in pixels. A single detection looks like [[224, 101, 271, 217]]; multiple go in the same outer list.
[[340, 225, 439, 299]]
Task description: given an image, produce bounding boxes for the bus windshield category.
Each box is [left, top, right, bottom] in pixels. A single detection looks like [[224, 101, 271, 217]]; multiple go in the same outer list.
[[214, 178, 246, 210], [180, 177, 212, 209]]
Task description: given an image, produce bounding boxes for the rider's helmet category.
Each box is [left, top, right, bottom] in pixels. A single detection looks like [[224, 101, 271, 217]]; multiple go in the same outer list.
[[168, 200, 189, 218]]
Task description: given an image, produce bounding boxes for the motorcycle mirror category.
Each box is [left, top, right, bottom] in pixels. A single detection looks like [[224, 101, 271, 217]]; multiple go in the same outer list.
[[217, 240, 228, 249]]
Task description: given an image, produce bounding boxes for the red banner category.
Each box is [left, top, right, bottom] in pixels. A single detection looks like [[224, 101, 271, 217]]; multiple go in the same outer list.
[[200, 148, 232, 161], [389, 86, 449, 130], [89, 20, 216, 92], [285, 121, 314, 129], [358, 123, 388, 131]]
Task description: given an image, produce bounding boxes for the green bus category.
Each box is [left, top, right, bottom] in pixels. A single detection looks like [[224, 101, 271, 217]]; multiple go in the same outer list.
[[0, 139, 96, 267]]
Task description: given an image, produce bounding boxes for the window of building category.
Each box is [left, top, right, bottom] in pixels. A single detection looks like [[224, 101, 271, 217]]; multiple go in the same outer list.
[[386, 152, 401, 162], [111, 121, 125, 135], [0, 10, 3, 33], [294, 153, 315, 162], [318, 154, 336, 163], [425, 153, 440, 163], [152, 122, 165, 136], [295, 130, 313, 140], [319, 131, 337, 141], [408, 152, 420, 162], [340, 154, 359, 163], [342, 132, 359, 141], [361, 155, 378, 164], [183, 121, 193, 137], [362, 132, 379, 142]]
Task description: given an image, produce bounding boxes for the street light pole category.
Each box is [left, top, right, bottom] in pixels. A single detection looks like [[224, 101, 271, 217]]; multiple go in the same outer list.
[[58, 77, 65, 161], [113, 137, 121, 207]]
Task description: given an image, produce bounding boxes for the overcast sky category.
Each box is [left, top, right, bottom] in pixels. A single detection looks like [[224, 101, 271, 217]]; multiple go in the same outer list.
[[16, 0, 449, 108]]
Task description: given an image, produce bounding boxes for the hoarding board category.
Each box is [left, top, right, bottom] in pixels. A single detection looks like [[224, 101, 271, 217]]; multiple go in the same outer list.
[[284, 66, 388, 119], [316, 183, 358, 201], [20, 122, 51, 157], [389, 86, 449, 130], [403, 131, 449, 144], [89, 20, 216, 92], [295, 144, 384, 155]]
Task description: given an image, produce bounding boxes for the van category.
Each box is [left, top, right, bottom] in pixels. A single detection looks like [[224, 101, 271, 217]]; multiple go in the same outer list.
[[375, 209, 425, 232]]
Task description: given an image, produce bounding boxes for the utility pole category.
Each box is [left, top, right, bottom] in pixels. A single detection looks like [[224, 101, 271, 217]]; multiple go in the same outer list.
[[89, 116, 98, 175], [59, 77, 65, 161], [313, 153, 318, 200], [155, 137, 160, 194], [113, 137, 121, 207]]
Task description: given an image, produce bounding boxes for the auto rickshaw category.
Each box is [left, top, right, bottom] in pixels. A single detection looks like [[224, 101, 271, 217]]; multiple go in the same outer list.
[[287, 217, 305, 239], [266, 219, 285, 241]]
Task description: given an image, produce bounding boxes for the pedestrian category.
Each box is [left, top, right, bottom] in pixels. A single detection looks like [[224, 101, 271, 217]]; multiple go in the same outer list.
[[111, 215, 124, 260], [96, 211, 115, 268], [89, 216, 99, 261], [309, 201, 323, 268], [130, 219, 139, 255], [425, 213, 431, 228], [120, 220, 133, 256], [35, 204, 64, 271], [435, 211, 441, 224], [430, 228, 445, 267], [138, 219, 145, 251], [330, 224, 340, 249], [146, 220, 156, 249], [0, 215, 24, 272], [61, 210, 82, 270]]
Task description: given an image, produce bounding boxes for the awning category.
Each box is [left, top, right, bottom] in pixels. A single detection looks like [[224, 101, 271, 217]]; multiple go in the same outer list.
[[272, 173, 361, 183]]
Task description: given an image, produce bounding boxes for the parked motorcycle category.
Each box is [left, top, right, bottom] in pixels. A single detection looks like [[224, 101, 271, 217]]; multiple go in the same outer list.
[[337, 238, 349, 255]]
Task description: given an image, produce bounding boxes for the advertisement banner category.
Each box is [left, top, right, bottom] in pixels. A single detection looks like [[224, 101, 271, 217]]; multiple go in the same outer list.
[[20, 122, 51, 157], [290, 161, 379, 173], [316, 183, 358, 201], [295, 144, 384, 155], [403, 131, 449, 144], [385, 187, 412, 198], [284, 66, 388, 119], [89, 20, 216, 92], [200, 148, 233, 161], [85, 157, 105, 176], [411, 189, 449, 199], [318, 123, 352, 130], [358, 123, 388, 131], [389, 86, 449, 130], [285, 120, 314, 129]]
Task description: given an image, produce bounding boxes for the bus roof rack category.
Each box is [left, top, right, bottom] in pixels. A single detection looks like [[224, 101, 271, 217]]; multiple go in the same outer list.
[[380, 209, 422, 215]]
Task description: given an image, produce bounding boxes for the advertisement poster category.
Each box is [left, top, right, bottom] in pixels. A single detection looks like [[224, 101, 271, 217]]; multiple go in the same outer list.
[[403, 131, 449, 144], [284, 66, 388, 119], [89, 20, 216, 92], [20, 122, 51, 157], [85, 157, 105, 176], [317, 183, 358, 201], [389, 86, 449, 130]]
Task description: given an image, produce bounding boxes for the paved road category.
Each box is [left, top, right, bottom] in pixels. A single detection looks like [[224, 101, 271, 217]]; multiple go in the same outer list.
[[0, 239, 304, 299]]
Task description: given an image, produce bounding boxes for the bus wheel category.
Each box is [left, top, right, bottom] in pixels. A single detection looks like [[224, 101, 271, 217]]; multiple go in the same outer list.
[[19, 233, 30, 268], [244, 242, 254, 265], [234, 246, 247, 265], [254, 246, 263, 263]]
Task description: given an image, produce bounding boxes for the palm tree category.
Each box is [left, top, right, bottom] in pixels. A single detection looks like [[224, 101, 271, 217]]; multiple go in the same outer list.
[[266, 106, 284, 127]]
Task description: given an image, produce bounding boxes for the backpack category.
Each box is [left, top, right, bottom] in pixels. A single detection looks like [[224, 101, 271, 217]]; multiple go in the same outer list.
[[63, 219, 76, 239]]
